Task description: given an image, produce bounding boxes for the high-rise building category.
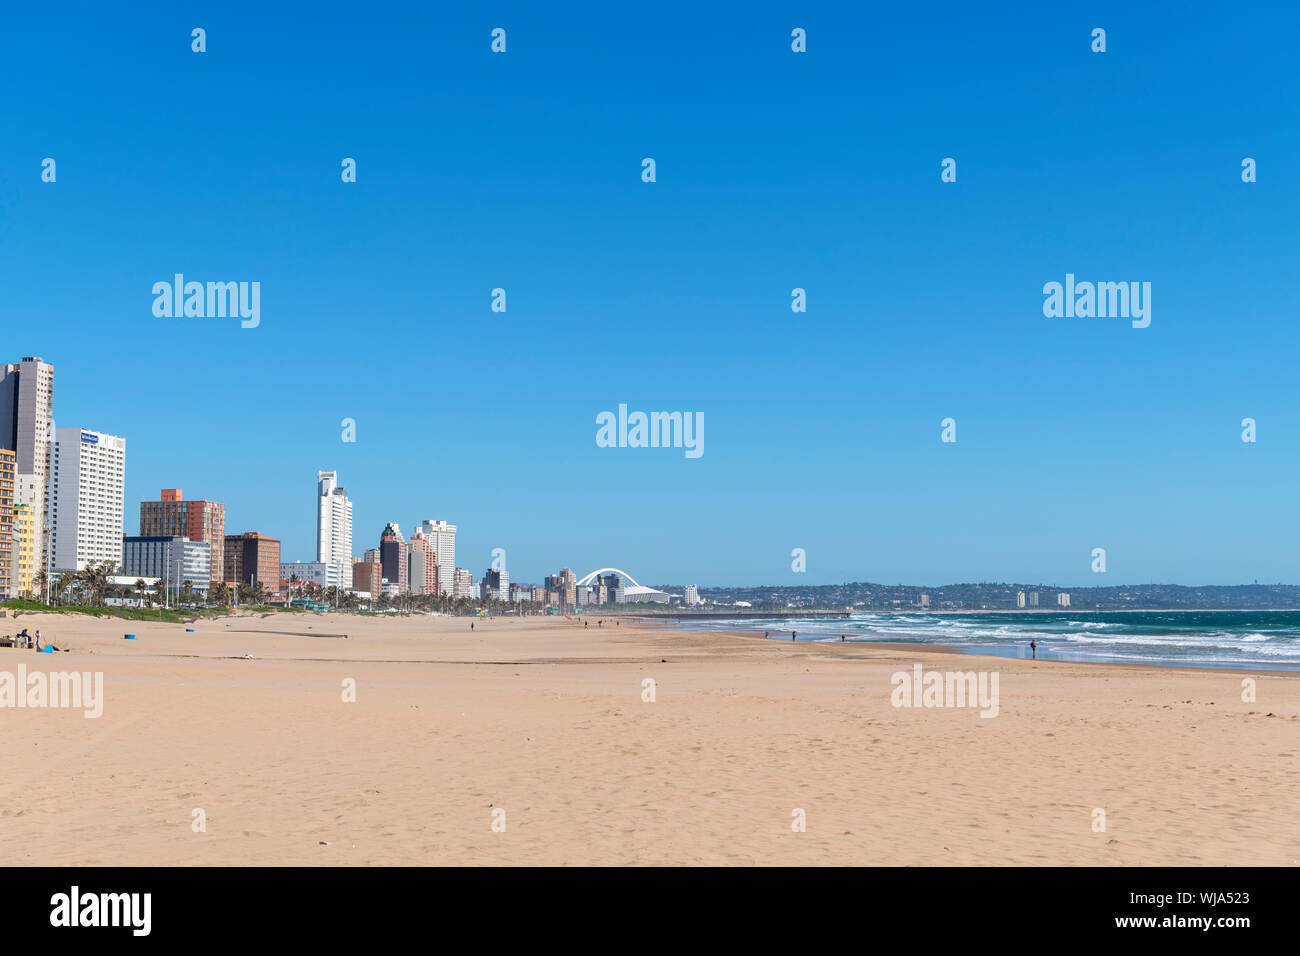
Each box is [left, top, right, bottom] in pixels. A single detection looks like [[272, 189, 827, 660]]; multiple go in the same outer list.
[[139, 489, 225, 583], [0, 448, 14, 597], [598, 572, 621, 604], [50, 428, 126, 573], [13, 474, 37, 598], [379, 523, 408, 591], [545, 568, 580, 608], [224, 532, 281, 592], [1028, 592, 1039, 607], [1057, 592, 1071, 607], [453, 567, 474, 600], [407, 531, 432, 595], [684, 584, 699, 606], [418, 520, 456, 595], [316, 471, 353, 587], [0, 357, 54, 574], [1016, 590, 1026, 608], [408, 530, 438, 594], [482, 567, 509, 601]]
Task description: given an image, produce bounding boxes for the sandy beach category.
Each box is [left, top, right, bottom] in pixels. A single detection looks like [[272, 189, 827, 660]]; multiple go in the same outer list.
[[0, 611, 1296, 866]]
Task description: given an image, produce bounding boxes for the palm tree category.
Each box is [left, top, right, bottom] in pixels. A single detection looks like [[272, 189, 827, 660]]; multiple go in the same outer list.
[[211, 582, 231, 606]]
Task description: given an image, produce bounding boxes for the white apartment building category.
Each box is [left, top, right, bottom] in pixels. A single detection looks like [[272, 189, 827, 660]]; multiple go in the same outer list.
[[281, 560, 349, 590], [317, 470, 353, 587], [419, 519, 456, 595], [49, 427, 126, 572]]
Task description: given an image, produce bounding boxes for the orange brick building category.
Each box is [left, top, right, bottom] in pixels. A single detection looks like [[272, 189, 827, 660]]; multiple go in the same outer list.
[[139, 489, 226, 583], [224, 531, 281, 591]]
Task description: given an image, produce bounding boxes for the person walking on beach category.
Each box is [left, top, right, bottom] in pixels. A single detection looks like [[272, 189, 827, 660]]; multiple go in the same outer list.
[[1029, 640, 1037, 660], [792, 630, 797, 641]]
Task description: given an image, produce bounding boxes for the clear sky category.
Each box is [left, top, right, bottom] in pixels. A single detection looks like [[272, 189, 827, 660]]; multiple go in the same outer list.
[[2, 2, 1297, 587]]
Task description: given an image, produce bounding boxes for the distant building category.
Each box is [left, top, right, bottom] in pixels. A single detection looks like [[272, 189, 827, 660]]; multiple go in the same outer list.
[[418, 520, 456, 595], [351, 558, 381, 600], [0, 357, 55, 573], [1028, 591, 1039, 607], [482, 567, 509, 602], [224, 532, 281, 592], [0, 448, 13, 597], [408, 541, 428, 596], [316, 471, 353, 588], [12, 475, 37, 598], [452, 567, 474, 600], [599, 572, 622, 604], [684, 584, 700, 606], [140, 488, 225, 583], [281, 560, 347, 590], [379, 523, 408, 592], [1057, 592, 1070, 607], [122, 536, 211, 593], [50, 428, 127, 573], [543, 569, 579, 607], [1016, 590, 1026, 608], [919, 592, 930, 608]]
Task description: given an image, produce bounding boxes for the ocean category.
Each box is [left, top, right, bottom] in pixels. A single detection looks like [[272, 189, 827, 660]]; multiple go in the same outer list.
[[674, 610, 1300, 671]]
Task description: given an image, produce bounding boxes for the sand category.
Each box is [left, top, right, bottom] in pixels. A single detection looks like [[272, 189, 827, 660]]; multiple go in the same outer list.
[[0, 611, 1296, 866]]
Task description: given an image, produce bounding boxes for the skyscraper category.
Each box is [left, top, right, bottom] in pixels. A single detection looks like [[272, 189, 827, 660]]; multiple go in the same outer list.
[[13, 475, 37, 598], [0, 448, 14, 597], [379, 523, 408, 591], [418, 519, 456, 595], [408, 530, 435, 595], [316, 470, 353, 587], [50, 428, 126, 572], [139, 489, 225, 582], [0, 357, 54, 574]]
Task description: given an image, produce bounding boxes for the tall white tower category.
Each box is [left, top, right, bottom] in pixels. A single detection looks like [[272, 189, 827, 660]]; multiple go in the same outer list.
[[418, 519, 456, 596], [316, 470, 353, 586], [50, 427, 126, 572]]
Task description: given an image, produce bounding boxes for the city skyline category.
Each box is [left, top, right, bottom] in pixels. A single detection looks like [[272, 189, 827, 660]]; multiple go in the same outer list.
[[5, 4, 1299, 586], [9, 354, 1300, 590]]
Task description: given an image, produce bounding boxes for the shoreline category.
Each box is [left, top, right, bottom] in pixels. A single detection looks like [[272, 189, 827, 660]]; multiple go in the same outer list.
[[649, 621, 1300, 676]]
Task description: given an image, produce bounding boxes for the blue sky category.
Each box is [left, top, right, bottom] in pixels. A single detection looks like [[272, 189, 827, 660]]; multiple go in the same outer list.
[[2, 2, 1297, 587]]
